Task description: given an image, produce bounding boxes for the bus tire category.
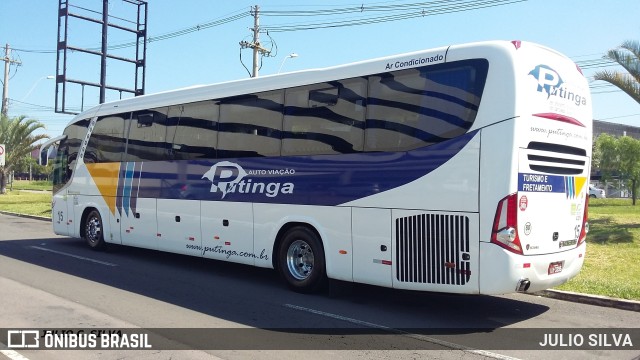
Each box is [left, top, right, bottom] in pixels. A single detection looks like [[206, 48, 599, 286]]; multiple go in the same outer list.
[[84, 209, 106, 250], [278, 226, 326, 293]]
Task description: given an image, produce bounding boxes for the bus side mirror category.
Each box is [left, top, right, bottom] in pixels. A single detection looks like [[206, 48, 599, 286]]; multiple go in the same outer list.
[[40, 145, 57, 166], [39, 134, 66, 166], [40, 148, 49, 166]]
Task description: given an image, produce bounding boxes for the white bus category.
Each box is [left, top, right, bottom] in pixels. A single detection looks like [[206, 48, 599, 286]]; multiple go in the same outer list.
[[41, 40, 592, 294]]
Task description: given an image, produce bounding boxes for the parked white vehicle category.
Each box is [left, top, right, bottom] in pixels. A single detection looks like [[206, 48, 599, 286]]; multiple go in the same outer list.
[[589, 185, 606, 198]]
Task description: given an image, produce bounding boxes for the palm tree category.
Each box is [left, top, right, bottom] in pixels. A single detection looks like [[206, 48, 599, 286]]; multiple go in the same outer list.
[[593, 40, 640, 104], [0, 114, 49, 194]]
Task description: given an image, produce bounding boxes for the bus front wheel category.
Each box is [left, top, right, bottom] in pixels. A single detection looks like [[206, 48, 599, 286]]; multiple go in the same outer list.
[[278, 226, 326, 293], [84, 209, 106, 250]]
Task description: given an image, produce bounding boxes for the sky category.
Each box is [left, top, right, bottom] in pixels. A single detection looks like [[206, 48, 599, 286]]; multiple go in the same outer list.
[[1, 0, 639, 139]]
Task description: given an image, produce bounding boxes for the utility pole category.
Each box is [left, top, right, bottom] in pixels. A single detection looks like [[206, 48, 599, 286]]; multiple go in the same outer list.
[[2, 43, 22, 117], [252, 5, 260, 77], [239, 5, 271, 77]]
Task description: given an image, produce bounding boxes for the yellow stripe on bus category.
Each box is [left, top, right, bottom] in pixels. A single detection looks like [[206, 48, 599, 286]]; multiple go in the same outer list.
[[86, 163, 121, 215]]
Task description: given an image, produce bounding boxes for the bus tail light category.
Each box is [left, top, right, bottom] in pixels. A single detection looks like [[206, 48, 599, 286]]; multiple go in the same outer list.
[[578, 195, 589, 246], [491, 193, 523, 254]]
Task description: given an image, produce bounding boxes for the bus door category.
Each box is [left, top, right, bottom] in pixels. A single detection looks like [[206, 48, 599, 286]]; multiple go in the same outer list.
[[47, 135, 73, 237], [118, 111, 160, 250], [119, 183, 158, 249]]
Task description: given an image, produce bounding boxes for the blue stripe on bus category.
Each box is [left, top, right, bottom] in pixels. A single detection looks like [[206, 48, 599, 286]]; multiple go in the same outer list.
[[130, 162, 142, 214], [116, 164, 125, 216], [122, 162, 133, 216]]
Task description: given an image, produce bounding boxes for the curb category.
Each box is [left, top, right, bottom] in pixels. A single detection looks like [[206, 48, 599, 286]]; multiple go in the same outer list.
[[0, 210, 51, 222], [533, 289, 640, 312], [1, 211, 638, 312]]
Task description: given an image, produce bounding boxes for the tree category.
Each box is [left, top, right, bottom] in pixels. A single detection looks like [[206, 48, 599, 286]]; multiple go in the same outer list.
[[593, 40, 640, 105], [0, 114, 49, 194], [594, 133, 640, 205]]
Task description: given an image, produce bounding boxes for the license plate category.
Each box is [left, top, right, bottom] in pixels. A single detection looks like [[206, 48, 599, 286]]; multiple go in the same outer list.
[[548, 261, 564, 275]]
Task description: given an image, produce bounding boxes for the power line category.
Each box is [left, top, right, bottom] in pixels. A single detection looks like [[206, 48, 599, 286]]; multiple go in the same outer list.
[[576, 58, 617, 69], [109, 12, 250, 50], [9, 1, 635, 111], [597, 113, 640, 121], [262, 0, 521, 16], [13, 1, 529, 53], [261, 0, 526, 32], [9, 99, 55, 110], [69, 4, 138, 25], [13, 8, 251, 54], [10, 98, 88, 114]]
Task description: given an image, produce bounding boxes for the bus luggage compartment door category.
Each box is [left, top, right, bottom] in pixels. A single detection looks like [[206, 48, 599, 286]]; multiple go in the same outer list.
[[352, 207, 392, 288], [52, 192, 71, 236]]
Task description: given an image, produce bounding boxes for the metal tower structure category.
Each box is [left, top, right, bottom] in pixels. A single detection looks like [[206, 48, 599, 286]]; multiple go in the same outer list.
[[55, 0, 147, 114]]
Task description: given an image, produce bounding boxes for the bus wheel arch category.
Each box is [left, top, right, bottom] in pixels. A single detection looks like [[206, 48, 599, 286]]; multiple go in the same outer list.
[[274, 222, 327, 293], [81, 207, 106, 250]]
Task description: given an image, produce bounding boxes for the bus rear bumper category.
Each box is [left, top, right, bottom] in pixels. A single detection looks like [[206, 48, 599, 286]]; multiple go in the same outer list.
[[478, 241, 586, 295]]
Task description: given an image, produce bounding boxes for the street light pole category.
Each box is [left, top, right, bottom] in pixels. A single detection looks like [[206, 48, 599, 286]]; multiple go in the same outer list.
[[278, 53, 299, 74], [21, 75, 55, 101]]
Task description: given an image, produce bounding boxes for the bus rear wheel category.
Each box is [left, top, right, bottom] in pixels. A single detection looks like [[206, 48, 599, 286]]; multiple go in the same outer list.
[[84, 209, 106, 250], [278, 226, 326, 293]]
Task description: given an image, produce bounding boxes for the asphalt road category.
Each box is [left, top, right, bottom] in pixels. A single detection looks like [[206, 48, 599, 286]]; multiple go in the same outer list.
[[0, 213, 638, 360]]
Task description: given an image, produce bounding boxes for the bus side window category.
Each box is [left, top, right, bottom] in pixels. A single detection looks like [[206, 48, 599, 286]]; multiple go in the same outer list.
[[309, 87, 338, 107], [217, 91, 283, 158], [282, 78, 366, 156], [84, 115, 126, 163], [167, 101, 218, 160], [125, 108, 169, 162]]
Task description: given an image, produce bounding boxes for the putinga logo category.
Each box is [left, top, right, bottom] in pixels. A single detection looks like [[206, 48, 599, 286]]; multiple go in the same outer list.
[[202, 161, 294, 199], [528, 64, 587, 107]]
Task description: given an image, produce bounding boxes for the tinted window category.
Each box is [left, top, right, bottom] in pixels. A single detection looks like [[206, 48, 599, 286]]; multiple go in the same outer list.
[[167, 101, 218, 160], [282, 78, 366, 156], [125, 107, 169, 161], [84, 114, 127, 163], [53, 119, 90, 194], [218, 91, 283, 158], [365, 59, 488, 152]]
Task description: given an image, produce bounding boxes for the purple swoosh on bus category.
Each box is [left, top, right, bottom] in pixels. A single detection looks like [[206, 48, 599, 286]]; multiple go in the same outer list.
[[130, 130, 478, 206]]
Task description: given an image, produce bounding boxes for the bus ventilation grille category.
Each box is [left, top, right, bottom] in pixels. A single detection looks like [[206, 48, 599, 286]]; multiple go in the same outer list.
[[526, 141, 586, 175], [395, 214, 471, 285]]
